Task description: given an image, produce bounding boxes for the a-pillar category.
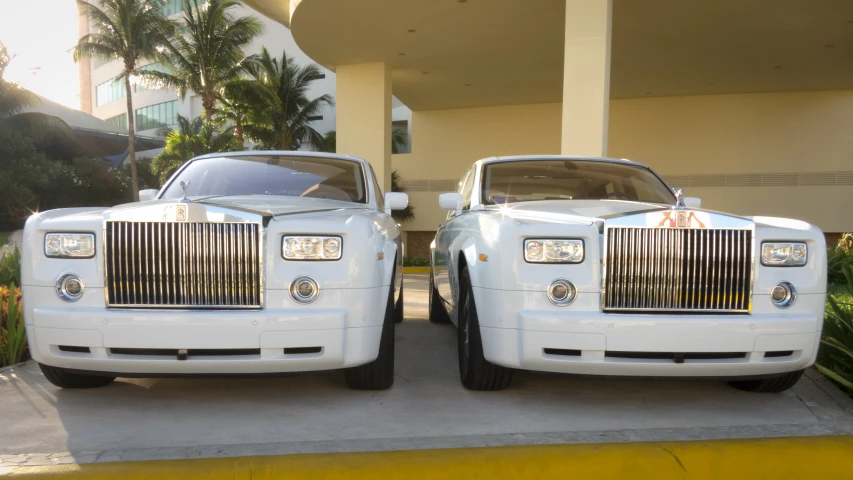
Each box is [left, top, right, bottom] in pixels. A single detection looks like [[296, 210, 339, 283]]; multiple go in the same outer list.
[[561, 0, 612, 156], [336, 63, 393, 192]]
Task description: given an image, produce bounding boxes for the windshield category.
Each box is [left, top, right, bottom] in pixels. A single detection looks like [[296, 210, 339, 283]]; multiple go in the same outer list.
[[160, 155, 367, 203], [481, 160, 676, 205]]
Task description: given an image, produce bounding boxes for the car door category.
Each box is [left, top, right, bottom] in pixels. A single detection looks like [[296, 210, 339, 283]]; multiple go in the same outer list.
[[434, 166, 476, 315]]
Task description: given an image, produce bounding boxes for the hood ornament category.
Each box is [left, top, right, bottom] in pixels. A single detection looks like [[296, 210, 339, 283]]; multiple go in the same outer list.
[[673, 188, 686, 208], [179, 181, 192, 203]]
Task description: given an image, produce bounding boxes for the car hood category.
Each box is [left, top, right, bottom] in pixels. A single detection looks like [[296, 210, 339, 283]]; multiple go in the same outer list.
[[486, 199, 674, 225], [109, 195, 372, 218]]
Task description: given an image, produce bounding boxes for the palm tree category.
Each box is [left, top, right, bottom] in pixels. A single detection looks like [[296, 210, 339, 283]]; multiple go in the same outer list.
[[242, 47, 333, 150], [0, 43, 71, 138], [149, 0, 263, 123], [74, 0, 174, 201], [215, 79, 268, 145], [151, 115, 241, 183]]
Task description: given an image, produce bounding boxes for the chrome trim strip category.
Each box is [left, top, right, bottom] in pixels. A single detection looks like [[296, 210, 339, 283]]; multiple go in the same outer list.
[[105, 220, 263, 309], [602, 223, 753, 313]]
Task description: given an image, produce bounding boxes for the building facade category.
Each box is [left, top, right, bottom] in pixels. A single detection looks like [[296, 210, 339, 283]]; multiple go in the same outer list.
[[77, 1, 411, 147], [243, 0, 853, 258]]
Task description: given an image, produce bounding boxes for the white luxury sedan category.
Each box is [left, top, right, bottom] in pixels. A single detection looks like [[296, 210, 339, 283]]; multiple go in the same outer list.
[[430, 155, 825, 392], [22, 152, 407, 390]]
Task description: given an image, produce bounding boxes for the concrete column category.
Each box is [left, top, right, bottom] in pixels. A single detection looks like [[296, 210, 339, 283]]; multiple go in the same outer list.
[[336, 63, 392, 192], [561, 0, 612, 156]]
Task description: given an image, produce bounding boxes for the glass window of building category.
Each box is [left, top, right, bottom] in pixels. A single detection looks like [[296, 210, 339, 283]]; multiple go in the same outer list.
[[135, 100, 178, 131], [105, 114, 127, 130], [162, 0, 183, 16]]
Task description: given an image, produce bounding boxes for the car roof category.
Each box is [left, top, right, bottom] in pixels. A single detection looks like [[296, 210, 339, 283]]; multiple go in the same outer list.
[[477, 155, 649, 169], [191, 150, 370, 165]]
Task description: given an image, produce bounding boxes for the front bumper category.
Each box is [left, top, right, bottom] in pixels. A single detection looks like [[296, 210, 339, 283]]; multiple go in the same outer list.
[[474, 288, 824, 377], [23, 286, 388, 375]]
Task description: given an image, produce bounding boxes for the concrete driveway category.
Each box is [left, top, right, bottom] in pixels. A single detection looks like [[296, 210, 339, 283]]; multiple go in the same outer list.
[[2, 274, 852, 467]]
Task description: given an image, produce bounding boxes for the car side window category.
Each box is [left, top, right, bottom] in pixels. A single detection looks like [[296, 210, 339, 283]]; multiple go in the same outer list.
[[369, 166, 384, 211], [460, 167, 476, 210]]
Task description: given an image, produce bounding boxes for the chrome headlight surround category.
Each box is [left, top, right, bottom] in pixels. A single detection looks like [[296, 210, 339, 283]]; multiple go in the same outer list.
[[770, 281, 796, 308], [524, 239, 584, 263], [547, 279, 577, 306], [56, 274, 85, 302], [761, 242, 807, 267], [45, 233, 95, 258], [289, 276, 319, 304], [282, 236, 342, 261]]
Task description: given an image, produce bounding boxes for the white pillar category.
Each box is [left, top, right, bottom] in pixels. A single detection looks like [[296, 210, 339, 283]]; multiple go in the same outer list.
[[561, 0, 612, 156], [336, 62, 393, 192]]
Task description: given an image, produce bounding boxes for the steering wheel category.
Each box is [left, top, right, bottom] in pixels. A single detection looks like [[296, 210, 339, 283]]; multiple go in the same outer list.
[[603, 192, 629, 200]]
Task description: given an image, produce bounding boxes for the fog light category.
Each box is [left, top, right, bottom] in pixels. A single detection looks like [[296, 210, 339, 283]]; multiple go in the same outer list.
[[771, 281, 796, 308], [56, 274, 84, 302], [289, 276, 319, 304], [547, 279, 576, 306]]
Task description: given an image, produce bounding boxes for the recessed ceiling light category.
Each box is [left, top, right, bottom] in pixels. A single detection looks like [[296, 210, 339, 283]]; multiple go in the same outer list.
[[408, 29, 416, 33]]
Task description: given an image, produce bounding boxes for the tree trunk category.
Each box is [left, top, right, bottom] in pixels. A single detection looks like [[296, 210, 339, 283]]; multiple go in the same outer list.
[[235, 117, 244, 146], [203, 93, 215, 123], [124, 73, 139, 202]]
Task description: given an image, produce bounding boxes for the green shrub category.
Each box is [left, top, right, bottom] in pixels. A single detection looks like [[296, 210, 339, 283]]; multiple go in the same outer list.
[[817, 265, 853, 393], [0, 247, 20, 286], [827, 235, 853, 286], [0, 283, 27, 368], [403, 257, 430, 267]]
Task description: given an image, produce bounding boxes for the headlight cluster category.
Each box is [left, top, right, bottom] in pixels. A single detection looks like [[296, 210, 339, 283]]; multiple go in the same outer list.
[[282, 236, 342, 260], [524, 239, 584, 263], [45, 233, 95, 258], [761, 242, 807, 267]]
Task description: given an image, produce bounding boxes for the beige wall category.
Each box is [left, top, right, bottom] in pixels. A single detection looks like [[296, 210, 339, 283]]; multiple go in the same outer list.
[[394, 90, 853, 235], [392, 103, 562, 231], [609, 90, 853, 232]]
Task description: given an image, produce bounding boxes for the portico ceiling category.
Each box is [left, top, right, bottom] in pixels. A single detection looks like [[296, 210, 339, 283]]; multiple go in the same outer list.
[[246, 0, 853, 111]]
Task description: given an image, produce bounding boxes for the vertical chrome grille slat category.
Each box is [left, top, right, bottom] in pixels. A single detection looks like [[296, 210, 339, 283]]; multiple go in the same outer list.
[[604, 227, 752, 313], [105, 221, 261, 308]]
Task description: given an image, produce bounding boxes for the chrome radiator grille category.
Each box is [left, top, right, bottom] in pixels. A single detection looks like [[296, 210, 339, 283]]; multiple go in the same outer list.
[[603, 228, 752, 313], [105, 221, 262, 308]]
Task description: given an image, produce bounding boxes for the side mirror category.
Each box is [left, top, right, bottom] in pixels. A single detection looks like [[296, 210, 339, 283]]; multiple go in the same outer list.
[[438, 192, 463, 216], [384, 192, 409, 215], [139, 189, 159, 201], [683, 197, 701, 208]]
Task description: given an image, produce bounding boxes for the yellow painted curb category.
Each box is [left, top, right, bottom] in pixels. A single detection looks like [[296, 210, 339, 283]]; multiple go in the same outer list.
[[4, 436, 853, 479], [402, 266, 430, 274]]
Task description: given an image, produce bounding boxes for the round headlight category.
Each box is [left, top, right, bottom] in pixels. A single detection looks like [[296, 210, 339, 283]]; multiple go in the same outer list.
[[56, 274, 85, 302], [770, 281, 796, 308], [547, 279, 576, 306], [289, 276, 319, 304]]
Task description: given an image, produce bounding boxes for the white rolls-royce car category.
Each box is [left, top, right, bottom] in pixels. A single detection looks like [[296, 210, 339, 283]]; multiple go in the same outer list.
[[430, 155, 825, 392], [22, 152, 407, 390]]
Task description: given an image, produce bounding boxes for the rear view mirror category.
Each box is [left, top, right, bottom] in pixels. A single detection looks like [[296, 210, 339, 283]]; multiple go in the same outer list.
[[439, 193, 462, 216], [384, 192, 408, 215]]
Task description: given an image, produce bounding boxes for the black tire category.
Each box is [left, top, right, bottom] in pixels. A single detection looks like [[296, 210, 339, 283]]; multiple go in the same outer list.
[[457, 267, 513, 390], [728, 370, 804, 393], [39, 363, 116, 389], [428, 272, 451, 324], [345, 284, 395, 390], [394, 281, 404, 324]]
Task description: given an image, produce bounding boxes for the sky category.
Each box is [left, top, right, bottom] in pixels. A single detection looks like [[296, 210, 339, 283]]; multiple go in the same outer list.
[[0, 0, 81, 109]]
